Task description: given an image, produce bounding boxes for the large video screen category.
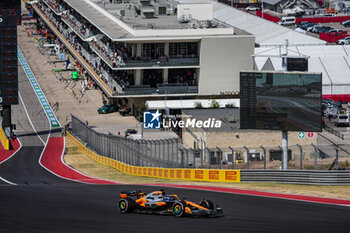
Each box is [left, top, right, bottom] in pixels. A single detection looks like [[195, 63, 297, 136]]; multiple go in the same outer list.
[[240, 71, 322, 132], [287, 57, 308, 72]]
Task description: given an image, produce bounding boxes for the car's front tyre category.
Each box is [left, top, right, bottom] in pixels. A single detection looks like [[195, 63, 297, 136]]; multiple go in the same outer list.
[[119, 198, 135, 213], [172, 202, 185, 217], [199, 199, 214, 210]]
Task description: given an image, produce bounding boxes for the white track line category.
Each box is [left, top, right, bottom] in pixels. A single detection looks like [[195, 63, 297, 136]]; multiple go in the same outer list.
[[59, 137, 121, 184], [38, 136, 119, 185], [0, 122, 23, 186], [18, 47, 116, 185], [0, 176, 17, 186], [17, 50, 89, 184], [0, 138, 21, 187], [18, 92, 46, 145], [37, 130, 94, 185]]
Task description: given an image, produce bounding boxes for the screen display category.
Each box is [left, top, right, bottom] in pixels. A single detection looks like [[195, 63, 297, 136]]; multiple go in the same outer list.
[[0, 0, 21, 9], [240, 71, 322, 132], [2, 74, 16, 80], [2, 29, 16, 35], [3, 82, 17, 88], [3, 59, 16, 65], [287, 58, 308, 72], [3, 67, 16, 72], [1, 36, 16, 43], [2, 96, 18, 104], [2, 52, 16, 57], [2, 89, 17, 95], [0, 0, 20, 105], [0, 0, 21, 25], [1, 45, 16, 51]]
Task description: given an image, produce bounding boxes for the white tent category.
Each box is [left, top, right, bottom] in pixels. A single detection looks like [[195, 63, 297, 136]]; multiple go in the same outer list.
[[254, 45, 350, 96], [211, 1, 326, 46]]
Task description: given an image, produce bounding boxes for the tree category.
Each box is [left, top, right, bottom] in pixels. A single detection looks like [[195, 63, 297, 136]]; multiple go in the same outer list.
[[136, 102, 148, 122], [225, 102, 236, 108], [209, 97, 220, 108], [194, 101, 203, 109]]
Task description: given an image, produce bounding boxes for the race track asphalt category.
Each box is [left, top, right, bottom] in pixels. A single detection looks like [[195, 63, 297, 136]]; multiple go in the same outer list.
[[0, 61, 349, 233]]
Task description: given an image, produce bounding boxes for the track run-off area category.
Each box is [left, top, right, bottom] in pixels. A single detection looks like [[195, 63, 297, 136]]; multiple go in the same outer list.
[[0, 48, 349, 233]]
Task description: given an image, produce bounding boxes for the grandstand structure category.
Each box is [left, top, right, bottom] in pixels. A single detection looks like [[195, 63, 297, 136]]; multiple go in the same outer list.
[[33, 0, 255, 111]]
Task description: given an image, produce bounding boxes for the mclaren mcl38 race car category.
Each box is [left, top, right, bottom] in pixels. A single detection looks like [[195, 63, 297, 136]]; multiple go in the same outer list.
[[118, 190, 223, 217]]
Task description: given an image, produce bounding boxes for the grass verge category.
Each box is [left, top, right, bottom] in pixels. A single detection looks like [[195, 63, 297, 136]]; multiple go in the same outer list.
[[64, 138, 350, 200]]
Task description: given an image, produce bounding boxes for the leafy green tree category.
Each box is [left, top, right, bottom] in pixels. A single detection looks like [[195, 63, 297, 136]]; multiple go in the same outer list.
[[136, 102, 148, 122], [209, 96, 220, 108], [194, 101, 203, 109]]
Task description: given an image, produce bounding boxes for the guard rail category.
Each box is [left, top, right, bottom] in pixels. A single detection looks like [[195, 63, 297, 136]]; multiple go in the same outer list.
[[241, 170, 350, 185]]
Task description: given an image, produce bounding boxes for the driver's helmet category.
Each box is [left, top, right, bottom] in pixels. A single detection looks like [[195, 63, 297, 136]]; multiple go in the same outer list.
[[151, 191, 163, 197], [147, 191, 164, 201]]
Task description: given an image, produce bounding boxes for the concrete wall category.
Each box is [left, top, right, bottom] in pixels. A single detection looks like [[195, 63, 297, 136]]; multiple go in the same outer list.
[[198, 36, 255, 96]]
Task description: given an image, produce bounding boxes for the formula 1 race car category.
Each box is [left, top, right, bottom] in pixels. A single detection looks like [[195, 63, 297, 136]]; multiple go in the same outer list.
[[118, 190, 223, 217]]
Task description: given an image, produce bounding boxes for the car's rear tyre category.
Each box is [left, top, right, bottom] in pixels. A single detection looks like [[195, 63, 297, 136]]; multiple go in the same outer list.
[[119, 198, 135, 213], [172, 202, 185, 217], [199, 199, 214, 210]]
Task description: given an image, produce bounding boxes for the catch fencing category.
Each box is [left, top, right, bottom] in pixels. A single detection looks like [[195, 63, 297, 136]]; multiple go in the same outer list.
[[70, 115, 349, 171], [71, 114, 183, 168]]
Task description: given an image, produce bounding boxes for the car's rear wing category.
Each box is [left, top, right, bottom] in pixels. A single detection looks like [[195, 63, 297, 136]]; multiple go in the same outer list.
[[120, 190, 145, 198]]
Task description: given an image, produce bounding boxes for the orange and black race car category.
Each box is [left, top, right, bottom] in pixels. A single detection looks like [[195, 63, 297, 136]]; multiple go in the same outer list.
[[118, 190, 223, 217]]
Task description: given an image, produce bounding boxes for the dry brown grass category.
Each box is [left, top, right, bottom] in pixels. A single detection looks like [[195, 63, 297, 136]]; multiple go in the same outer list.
[[64, 138, 350, 200]]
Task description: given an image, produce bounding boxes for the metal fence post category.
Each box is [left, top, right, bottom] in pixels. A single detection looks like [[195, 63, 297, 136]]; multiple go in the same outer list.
[[191, 148, 196, 168], [335, 147, 339, 170], [139, 140, 142, 167], [260, 145, 266, 170], [117, 137, 121, 161], [167, 139, 170, 168], [174, 139, 178, 168], [182, 148, 188, 168], [229, 146, 234, 169], [152, 140, 156, 167], [170, 139, 174, 168], [206, 147, 211, 169], [180, 148, 185, 168], [127, 140, 130, 165], [278, 145, 284, 170], [177, 138, 181, 168], [296, 143, 303, 170], [134, 140, 137, 166], [311, 143, 318, 170], [163, 139, 166, 167], [123, 139, 127, 164], [243, 146, 249, 169], [216, 146, 222, 169], [186, 148, 189, 168], [157, 140, 161, 167], [200, 144, 203, 168]]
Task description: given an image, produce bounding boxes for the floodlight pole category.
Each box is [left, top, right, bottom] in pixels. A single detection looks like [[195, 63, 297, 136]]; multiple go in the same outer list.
[[282, 131, 288, 170]]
